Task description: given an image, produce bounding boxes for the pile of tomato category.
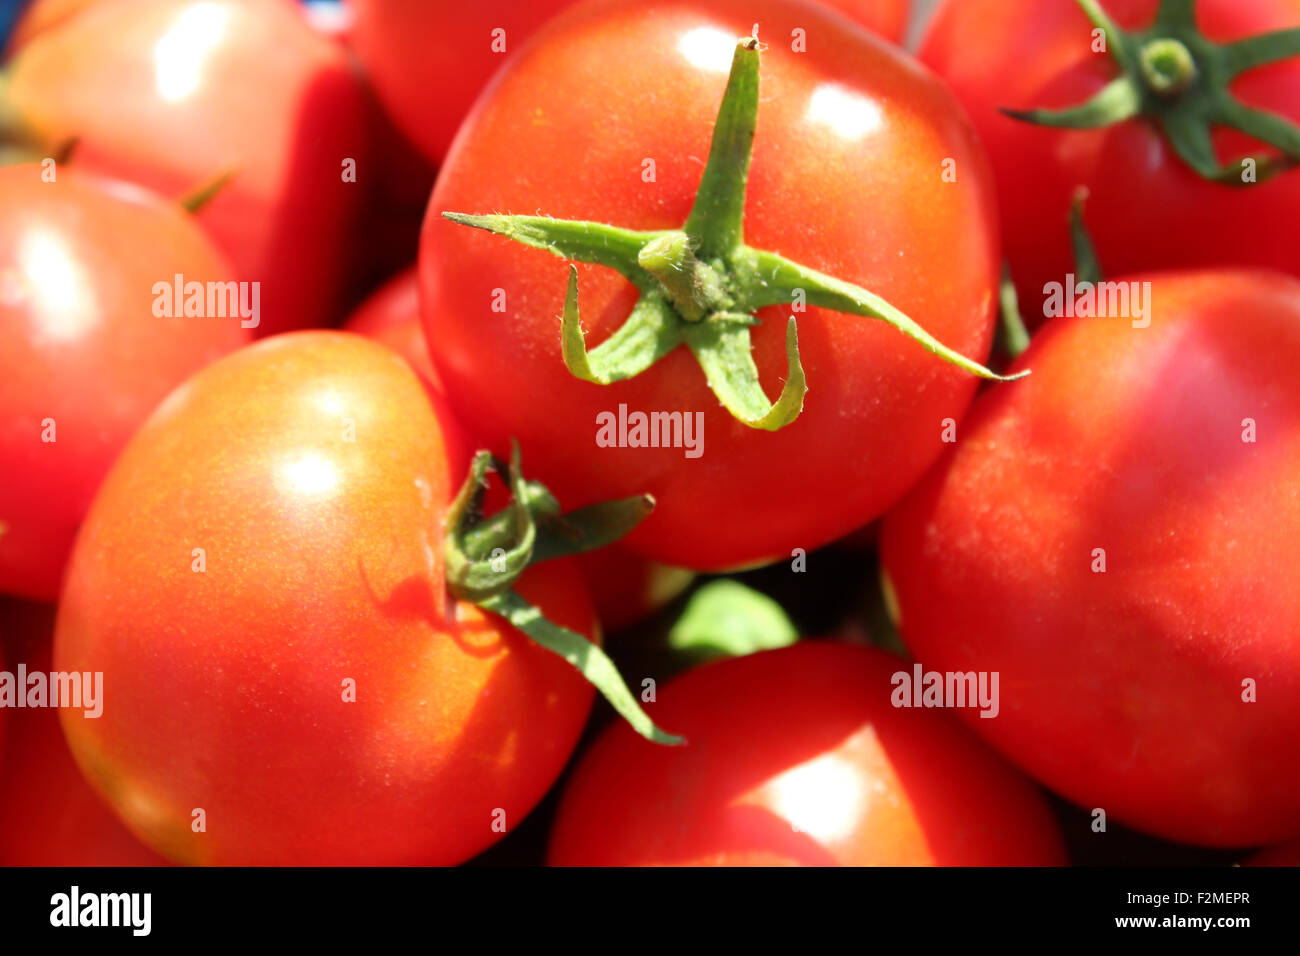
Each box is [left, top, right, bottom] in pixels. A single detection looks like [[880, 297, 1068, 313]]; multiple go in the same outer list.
[[1, 0, 1299, 869]]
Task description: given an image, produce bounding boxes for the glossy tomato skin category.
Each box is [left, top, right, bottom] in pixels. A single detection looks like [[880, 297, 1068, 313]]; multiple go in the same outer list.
[[881, 270, 1300, 847], [575, 546, 694, 633], [0, 166, 249, 602], [919, 0, 1300, 315], [0, 599, 169, 866], [349, 0, 912, 168], [55, 332, 599, 865], [549, 642, 1066, 865], [422, 0, 1001, 571], [7, 0, 369, 335]]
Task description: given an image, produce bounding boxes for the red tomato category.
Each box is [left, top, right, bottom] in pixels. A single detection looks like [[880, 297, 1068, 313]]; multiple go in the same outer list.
[[421, 0, 1001, 571], [341, 266, 437, 386], [0, 166, 249, 602], [0, 599, 169, 866], [575, 546, 694, 633], [549, 642, 1066, 865], [919, 0, 1300, 316], [348, 0, 911, 168], [54, 331, 599, 865], [6, 0, 370, 335], [881, 269, 1300, 847]]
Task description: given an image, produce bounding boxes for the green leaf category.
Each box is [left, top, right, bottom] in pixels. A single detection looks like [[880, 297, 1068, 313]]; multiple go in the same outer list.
[[481, 590, 685, 745], [560, 267, 684, 384], [681, 312, 807, 430], [667, 580, 798, 663]]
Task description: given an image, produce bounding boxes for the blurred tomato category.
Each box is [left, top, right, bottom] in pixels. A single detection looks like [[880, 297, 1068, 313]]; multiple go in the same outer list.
[[0, 166, 249, 601], [550, 642, 1066, 865], [5, 0, 369, 335], [341, 266, 437, 385], [0, 599, 169, 866], [576, 546, 693, 633]]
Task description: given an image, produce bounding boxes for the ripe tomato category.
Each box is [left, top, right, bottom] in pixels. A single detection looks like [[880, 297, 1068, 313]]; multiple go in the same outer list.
[[348, 0, 910, 168], [919, 0, 1300, 314], [575, 546, 694, 633], [341, 266, 437, 386], [54, 332, 599, 865], [549, 642, 1066, 865], [0, 598, 169, 866], [0, 166, 249, 602], [881, 269, 1300, 847], [6, 0, 369, 335], [421, 0, 1001, 571]]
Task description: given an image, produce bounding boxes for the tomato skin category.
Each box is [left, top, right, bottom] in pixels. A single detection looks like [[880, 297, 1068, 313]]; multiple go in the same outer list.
[[0, 599, 170, 866], [880, 270, 1300, 847], [422, 0, 1000, 571], [54, 332, 598, 865], [0, 166, 249, 602], [341, 266, 438, 387], [549, 642, 1066, 865], [575, 546, 694, 632], [7, 0, 369, 335], [348, 0, 910, 167], [919, 0, 1300, 315]]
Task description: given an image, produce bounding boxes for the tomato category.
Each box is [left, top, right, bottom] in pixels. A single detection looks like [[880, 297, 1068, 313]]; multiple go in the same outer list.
[[0, 166, 249, 602], [919, 0, 1300, 315], [549, 642, 1066, 865], [341, 266, 437, 386], [575, 546, 694, 633], [348, 0, 910, 168], [54, 331, 600, 865], [5, 0, 370, 335], [0, 598, 170, 866], [421, 0, 1001, 571], [880, 269, 1300, 847]]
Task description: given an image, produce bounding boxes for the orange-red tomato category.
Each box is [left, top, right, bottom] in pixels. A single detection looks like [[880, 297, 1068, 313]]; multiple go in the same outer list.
[[549, 642, 1067, 865], [881, 270, 1300, 847], [575, 546, 694, 633], [0, 166, 249, 601], [0, 599, 170, 866], [55, 332, 599, 865], [6, 0, 369, 334]]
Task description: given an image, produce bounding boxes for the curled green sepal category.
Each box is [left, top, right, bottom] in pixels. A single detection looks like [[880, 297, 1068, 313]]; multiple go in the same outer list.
[[560, 266, 682, 384], [443, 448, 535, 603], [443, 441, 680, 745], [1002, 0, 1300, 184], [682, 313, 806, 430], [742, 249, 1028, 383], [478, 590, 685, 745], [442, 213, 661, 279]]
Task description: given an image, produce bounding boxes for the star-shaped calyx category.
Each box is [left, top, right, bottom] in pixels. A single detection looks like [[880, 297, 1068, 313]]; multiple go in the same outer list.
[[1004, 0, 1300, 183], [444, 33, 1025, 431]]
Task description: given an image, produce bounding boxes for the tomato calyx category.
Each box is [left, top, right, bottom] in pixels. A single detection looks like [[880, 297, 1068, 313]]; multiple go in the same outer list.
[[444, 442, 684, 746], [1002, 0, 1300, 183], [0, 68, 73, 167], [444, 35, 1024, 431]]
